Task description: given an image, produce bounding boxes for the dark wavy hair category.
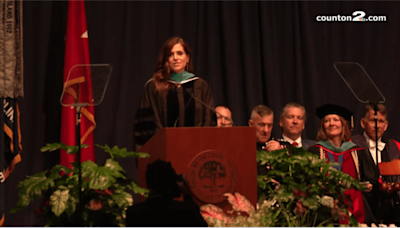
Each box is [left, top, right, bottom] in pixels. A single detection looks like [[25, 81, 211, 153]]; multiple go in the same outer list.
[[153, 37, 194, 91]]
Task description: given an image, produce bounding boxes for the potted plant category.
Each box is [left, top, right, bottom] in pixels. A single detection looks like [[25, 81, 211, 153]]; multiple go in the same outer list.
[[11, 143, 149, 226], [200, 147, 365, 227]]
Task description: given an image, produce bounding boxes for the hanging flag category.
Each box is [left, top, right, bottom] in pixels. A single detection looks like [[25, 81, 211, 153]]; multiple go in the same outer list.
[[60, 0, 95, 168], [0, 0, 24, 225], [0, 98, 22, 226]]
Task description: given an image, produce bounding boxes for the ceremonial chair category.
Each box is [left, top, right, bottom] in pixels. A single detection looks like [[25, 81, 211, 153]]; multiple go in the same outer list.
[[379, 159, 400, 176], [378, 159, 400, 225]]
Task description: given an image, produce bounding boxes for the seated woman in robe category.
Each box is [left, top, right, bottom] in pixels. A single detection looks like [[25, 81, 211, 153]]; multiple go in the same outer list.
[[134, 37, 215, 149], [308, 104, 375, 225]]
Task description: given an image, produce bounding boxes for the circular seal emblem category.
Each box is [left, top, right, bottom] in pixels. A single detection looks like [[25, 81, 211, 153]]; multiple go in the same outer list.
[[187, 150, 237, 204]]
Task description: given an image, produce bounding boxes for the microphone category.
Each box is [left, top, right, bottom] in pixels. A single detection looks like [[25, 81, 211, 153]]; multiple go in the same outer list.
[[187, 90, 235, 126]]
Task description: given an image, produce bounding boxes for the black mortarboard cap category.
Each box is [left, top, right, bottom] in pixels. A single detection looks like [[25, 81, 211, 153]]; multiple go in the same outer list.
[[316, 104, 353, 122]]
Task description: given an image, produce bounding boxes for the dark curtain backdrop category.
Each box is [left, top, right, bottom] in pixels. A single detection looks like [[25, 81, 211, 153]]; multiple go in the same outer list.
[[6, 1, 400, 225]]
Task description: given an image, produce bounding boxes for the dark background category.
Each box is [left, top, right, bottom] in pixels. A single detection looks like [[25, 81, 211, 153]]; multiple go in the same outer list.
[[7, 1, 400, 225]]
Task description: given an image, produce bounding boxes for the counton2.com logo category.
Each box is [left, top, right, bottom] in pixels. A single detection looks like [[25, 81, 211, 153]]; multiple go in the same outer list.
[[316, 11, 387, 22]]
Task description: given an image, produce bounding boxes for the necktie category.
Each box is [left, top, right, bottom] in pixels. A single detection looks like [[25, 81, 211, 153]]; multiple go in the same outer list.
[[292, 142, 298, 147]]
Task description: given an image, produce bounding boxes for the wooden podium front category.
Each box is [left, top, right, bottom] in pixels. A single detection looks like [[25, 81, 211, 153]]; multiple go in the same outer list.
[[137, 127, 257, 211]]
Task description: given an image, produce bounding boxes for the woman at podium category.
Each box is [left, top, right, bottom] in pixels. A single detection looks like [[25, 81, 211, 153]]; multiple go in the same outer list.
[[134, 37, 215, 149], [308, 104, 375, 224]]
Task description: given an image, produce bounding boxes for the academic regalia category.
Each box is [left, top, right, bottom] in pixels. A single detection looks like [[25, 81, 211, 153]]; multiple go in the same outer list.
[[352, 133, 400, 224], [309, 141, 367, 224], [134, 72, 215, 148], [310, 104, 376, 224]]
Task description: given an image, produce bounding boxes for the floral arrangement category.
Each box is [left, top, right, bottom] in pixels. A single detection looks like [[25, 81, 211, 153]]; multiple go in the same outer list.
[[11, 143, 149, 226], [200, 147, 366, 227], [201, 192, 272, 227]]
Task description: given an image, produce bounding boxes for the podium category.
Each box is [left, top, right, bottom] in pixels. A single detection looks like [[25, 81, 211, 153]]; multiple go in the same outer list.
[[137, 127, 257, 211]]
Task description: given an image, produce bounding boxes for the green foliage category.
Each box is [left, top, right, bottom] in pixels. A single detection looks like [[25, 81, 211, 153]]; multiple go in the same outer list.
[[12, 144, 150, 226], [256, 147, 364, 227], [96, 144, 150, 159], [128, 181, 149, 198], [202, 147, 365, 227], [50, 189, 69, 217], [41, 143, 89, 155]]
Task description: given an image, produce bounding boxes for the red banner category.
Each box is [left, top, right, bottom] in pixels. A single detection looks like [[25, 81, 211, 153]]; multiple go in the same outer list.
[[60, 0, 95, 168]]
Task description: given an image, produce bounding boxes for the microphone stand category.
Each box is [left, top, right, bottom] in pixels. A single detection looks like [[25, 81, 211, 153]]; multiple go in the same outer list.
[[187, 91, 235, 126], [73, 102, 88, 224]]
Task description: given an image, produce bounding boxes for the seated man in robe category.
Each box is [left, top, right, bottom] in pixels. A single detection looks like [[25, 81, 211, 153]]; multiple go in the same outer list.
[[352, 103, 400, 225]]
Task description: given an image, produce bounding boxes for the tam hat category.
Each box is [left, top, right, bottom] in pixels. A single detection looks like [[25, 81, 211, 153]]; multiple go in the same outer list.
[[316, 104, 353, 123]]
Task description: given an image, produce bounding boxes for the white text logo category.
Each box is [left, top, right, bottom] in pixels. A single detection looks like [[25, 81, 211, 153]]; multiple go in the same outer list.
[[316, 11, 387, 22]]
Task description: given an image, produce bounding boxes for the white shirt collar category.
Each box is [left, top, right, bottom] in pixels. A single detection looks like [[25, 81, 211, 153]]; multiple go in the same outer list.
[[363, 132, 385, 164], [282, 134, 302, 147], [363, 132, 385, 151]]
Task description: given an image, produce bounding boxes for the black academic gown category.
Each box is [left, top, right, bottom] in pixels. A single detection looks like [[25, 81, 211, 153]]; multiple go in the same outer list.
[[352, 134, 400, 224], [134, 77, 215, 148]]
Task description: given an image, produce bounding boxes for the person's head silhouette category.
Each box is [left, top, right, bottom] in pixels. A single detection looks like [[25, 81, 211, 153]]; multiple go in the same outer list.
[[145, 159, 181, 198]]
